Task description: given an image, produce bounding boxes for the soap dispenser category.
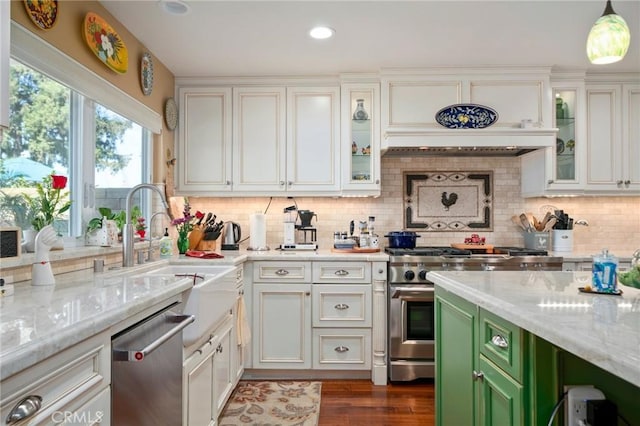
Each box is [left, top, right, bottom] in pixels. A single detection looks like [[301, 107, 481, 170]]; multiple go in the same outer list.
[[159, 228, 173, 258], [592, 248, 618, 293]]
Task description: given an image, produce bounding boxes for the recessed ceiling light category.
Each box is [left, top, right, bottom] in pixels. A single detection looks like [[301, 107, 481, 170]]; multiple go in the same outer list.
[[159, 0, 191, 16], [309, 26, 335, 40]]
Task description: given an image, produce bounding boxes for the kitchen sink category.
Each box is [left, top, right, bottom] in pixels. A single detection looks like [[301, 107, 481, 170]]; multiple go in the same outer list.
[[135, 264, 237, 346]]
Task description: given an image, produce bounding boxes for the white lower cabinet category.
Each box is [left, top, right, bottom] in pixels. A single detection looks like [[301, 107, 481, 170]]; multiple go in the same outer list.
[[184, 314, 234, 426], [0, 332, 110, 425], [251, 260, 375, 373], [252, 282, 312, 369]]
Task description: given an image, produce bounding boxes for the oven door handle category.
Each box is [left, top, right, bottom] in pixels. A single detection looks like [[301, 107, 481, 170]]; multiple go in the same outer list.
[[391, 287, 434, 299]]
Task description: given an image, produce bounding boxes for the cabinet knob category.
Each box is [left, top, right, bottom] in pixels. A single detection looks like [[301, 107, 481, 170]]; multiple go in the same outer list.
[[305, 292, 311, 296], [375, 179, 380, 184], [625, 180, 631, 186], [490, 334, 509, 349], [334, 303, 349, 310], [279, 181, 285, 186], [275, 269, 290, 276], [334, 269, 349, 276], [617, 180, 624, 186], [226, 180, 231, 186], [217, 343, 223, 353], [472, 370, 484, 381], [6, 395, 43, 424], [334, 345, 349, 353], [547, 179, 554, 185], [288, 181, 293, 186]]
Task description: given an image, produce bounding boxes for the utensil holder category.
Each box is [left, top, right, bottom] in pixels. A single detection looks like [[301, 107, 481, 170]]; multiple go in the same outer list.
[[196, 239, 217, 251], [524, 232, 550, 250], [552, 230, 573, 252]]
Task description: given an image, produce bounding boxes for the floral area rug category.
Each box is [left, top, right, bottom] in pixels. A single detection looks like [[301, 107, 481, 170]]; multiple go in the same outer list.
[[218, 381, 321, 426]]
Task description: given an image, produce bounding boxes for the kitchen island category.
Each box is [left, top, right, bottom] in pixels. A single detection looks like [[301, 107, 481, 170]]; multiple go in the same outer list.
[[427, 270, 640, 425]]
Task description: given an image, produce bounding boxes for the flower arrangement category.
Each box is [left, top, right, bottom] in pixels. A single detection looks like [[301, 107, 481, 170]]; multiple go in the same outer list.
[[135, 216, 146, 238], [171, 198, 204, 254], [171, 198, 193, 237], [25, 173, 71, 232]]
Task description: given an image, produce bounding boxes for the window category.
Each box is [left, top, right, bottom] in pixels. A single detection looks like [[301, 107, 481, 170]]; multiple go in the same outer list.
[[0, 59, 151, 238]]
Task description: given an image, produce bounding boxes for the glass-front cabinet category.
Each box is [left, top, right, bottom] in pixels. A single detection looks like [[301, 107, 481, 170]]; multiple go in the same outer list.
[[554, 89, 577, 181], [547, 78, 586, 192], [341, 82, 380, 196]]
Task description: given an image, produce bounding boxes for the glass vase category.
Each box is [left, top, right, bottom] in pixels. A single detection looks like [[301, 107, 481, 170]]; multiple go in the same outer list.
[[177, 232, 189, 254], [353, 99, 369, 120]]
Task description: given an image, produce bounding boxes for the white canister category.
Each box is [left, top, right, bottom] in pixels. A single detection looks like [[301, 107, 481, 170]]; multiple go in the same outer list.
[[552, 229, 573, 252]]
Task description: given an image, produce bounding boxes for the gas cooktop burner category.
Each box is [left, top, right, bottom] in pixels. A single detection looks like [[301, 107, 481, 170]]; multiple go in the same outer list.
[[384, 246, 472, 256]]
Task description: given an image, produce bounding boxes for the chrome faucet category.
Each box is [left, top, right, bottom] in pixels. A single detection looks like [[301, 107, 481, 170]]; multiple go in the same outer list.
[[123, 184, 169, 267], [147, 211, 172, 261]]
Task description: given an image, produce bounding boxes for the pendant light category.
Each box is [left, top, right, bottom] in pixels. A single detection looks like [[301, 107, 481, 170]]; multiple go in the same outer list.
[[586, 0, 631, 64]]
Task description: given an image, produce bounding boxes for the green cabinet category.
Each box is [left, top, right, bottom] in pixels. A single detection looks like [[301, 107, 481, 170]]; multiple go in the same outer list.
[[435, 288, 528, 426]]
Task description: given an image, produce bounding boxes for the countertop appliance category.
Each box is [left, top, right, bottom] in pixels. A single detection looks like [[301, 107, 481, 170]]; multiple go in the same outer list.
[[386, 246, 562, 382], [221, 221, 241, 250], [112, 303, 194, 425]]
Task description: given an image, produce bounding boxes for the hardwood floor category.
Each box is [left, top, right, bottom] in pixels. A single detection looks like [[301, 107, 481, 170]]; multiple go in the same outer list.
[[318, 379, 435, 426]]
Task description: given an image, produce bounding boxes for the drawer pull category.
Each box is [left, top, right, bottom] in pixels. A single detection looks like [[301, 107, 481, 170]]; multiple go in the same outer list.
[[334, 346, 349, 353], [217, 343, 223, 353], [275, 269, 290, 276], [6, 395, 43, 424], [472, 370, 484, 381], [491, 334, 509, 349], [334, 303, 350, 310], [334, 269, 349, 276]]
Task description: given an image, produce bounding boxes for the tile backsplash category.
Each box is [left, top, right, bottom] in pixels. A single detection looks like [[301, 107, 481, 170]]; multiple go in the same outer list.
[[184, 156, 640, 256]]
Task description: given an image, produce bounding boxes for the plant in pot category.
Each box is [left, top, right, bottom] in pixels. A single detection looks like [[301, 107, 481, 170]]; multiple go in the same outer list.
[[22, 173, 71, 250]]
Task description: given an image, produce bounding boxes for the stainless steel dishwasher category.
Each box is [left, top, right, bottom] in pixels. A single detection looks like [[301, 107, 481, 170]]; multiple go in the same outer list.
[[112, 303, 194, 426]]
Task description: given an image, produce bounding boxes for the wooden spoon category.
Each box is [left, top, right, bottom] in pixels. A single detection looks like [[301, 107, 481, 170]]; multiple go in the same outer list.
[[512, 215, 526, 231]]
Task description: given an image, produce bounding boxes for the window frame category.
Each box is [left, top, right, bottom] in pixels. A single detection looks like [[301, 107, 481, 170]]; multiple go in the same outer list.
[[9, 22, 158, 238]]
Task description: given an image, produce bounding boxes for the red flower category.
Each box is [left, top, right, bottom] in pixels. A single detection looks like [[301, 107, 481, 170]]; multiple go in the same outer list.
[[195, 211, 205, 220], [51, 175, 67, 190]]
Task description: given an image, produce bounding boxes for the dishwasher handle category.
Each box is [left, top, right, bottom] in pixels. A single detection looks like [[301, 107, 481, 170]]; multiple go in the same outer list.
[[113, 314, 194, 362]]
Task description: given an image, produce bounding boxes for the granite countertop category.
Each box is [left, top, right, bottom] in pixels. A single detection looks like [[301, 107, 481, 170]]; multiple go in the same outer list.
[[0, 263, 196, 380], [0, 250, 387, 380], [426, 270, 640, 388]]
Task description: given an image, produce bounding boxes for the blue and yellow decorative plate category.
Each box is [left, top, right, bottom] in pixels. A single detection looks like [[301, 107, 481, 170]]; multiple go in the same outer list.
[[435, 104, 498, 129]]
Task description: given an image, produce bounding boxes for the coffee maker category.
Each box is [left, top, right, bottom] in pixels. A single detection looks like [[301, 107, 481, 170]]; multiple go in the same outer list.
[[279, 206, 317, 250]]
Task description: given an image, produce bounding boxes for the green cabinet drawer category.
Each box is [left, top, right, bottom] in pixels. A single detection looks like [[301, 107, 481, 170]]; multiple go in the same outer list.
[[479, 308, 525, 382]]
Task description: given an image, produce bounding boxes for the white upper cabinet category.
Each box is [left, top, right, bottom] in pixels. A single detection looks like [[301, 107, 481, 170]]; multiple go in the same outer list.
[[178, 82, 340, 196], [232, 87, 287, 193], [0, 0, 9, 129], [286, 86, 341, 195], [585, 82, 640, 194], [233, 85, 340, 195], [341, 82, 381, 196], [176, 87, 233, 193], [521, 74, 587, 197]]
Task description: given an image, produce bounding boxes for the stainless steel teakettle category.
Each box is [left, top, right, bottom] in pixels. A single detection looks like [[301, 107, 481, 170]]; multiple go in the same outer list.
[[221, 221, 241, 250]]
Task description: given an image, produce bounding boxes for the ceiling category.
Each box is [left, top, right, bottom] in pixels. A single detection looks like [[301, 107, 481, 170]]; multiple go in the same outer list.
[[99, 0, 640, 78]]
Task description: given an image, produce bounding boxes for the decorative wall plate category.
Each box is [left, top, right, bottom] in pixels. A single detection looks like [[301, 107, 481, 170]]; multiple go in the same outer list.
[[83, 12, 128, 74], [140, 52, 154, 96], [435, 104, 498, 129], [164, 98, 178, 130], [403, 171, 493, 231], [23, 0, 58, 30]]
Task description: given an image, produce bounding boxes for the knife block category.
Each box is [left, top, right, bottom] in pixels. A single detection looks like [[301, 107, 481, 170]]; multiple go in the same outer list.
[[196, 238, 217, 251]]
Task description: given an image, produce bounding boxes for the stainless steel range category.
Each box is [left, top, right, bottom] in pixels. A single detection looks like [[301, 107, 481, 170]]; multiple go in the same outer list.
[[386, 246, 563, 382]]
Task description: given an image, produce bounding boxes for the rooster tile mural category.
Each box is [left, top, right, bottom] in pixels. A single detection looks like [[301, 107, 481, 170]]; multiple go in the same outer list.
[[403, 171, 493, 231]]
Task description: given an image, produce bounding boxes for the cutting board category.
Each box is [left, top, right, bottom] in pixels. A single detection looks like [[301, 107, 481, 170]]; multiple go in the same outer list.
[[451, 243, 494, 253]]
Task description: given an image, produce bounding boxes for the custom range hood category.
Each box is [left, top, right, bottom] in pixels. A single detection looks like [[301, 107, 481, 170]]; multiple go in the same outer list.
[[381, 127, 558, 157]]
